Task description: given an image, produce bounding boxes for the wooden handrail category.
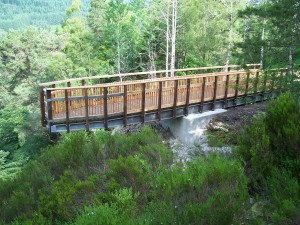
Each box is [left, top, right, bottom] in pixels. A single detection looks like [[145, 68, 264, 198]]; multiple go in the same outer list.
[[39, 64, 261, 87], [44, 70, 259, 91]]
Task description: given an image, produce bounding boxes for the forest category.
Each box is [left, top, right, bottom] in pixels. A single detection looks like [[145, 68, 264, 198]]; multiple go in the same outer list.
[[0, 0, 90, 31], [0, 0, 299, 224]]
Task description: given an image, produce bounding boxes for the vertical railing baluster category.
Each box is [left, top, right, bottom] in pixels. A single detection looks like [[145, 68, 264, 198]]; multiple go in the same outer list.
[[200, 77, 206, 112], [212, 76, 218, 110], [173, 80, 179, 118], [65, 89, 70, 133], [46, 90, 53, 132], [123, 85, 128, 127], [234, 73, 240, 106], [84, 88, 89, 132], [158, 81, 163, 121], [82, 80, 86, 118], [185, 79, 191, 115], [104, 87, 108, 130], [141, 83, 146, 124], [224, 74, 230, 108]]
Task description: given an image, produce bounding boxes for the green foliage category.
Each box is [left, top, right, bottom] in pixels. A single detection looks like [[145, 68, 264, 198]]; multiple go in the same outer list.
[[0, 0, 91, 31], [207, 130, 233, 147], [265, 169, 300, 224], [249, 168, 300, 225], [236, 0, 300, 68], [150, 154, 249, 224], [0, 127, 172, 224], [237, 92, 300, 188], [106, 155, 151, 194], [38, 170, 99, 221], [72, 154, 250, 225], [72, 204, 136, 225], [0, 103, 28, 152], [265, 93, 300, 156]]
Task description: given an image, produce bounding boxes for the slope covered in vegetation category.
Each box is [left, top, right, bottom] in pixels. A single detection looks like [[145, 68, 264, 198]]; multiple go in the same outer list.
[[0, 94, 299, 224]]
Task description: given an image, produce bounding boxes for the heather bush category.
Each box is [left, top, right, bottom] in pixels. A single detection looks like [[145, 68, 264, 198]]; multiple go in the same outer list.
[[150, 154, 249, 224], [0, 127, 171, 224], [237, 92, 300, 189]]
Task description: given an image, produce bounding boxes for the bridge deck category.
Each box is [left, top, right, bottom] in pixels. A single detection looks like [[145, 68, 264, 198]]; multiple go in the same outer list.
[[39, 65, 287, 132]]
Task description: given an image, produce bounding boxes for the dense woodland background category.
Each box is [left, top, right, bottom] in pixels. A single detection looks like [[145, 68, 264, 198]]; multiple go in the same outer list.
[[0, 0, 299, 224]]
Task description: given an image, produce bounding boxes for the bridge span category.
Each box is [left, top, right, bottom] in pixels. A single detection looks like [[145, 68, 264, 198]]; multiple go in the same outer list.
[[39, 64, 288, 133]]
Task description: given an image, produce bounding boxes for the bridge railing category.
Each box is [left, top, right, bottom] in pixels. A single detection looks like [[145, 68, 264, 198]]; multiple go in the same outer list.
[[40, 66, 289, 132], [39, 64, 261, 88]]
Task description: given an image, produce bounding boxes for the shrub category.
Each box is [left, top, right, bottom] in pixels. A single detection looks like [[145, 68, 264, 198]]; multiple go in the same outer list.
[[106, 155, 151, 195], [249, 168, 300, 224], [0, 126, 171, 224], [150, 154, 249, 224], [237, 92, 300, 190]]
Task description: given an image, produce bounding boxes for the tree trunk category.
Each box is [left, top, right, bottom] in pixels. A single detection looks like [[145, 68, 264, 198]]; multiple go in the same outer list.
[[260, 19, 265, 70], [165, 0, 170, 77], [170, 0, 178, 77], [116, 19, 121, 74], [225, 1, 233, 72], [289, 46, 293, 75]]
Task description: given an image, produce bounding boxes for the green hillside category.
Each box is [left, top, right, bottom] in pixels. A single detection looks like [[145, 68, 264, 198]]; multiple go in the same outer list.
[[0, 0, 90, 31]]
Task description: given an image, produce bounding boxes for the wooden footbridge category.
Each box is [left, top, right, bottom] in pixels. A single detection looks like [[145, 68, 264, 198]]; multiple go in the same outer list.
[[39, 64, 289, 133]]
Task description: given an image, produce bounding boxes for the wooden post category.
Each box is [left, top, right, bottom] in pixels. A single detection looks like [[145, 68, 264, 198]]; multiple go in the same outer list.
[[104, 87, 108, 130], [224, 74, 230, 108], [212, 76, 218, 110], [263, 71, 268, 100], [284, 69, 289, 91], [234, 74, 240, 106], [67, 82, 72, 108], [46, 90, 53, 133], [158, 81, 163, 121], [245, 72, 250, 97], [65, 89, 70, 133], [185, 79, 191, 115], [51, 84, 56, 114], [81, 79, 85, 86], [84, 88, 89, 131], [141, 83, 146, 124], [39, 86, 46, 127], [270, 71, 275, 96], [279, 69, 284, 93], [200, 77, 206, 112], [173, 80, 179, 118], [123, 85, 128, 127], [253, 70, 259, 102]]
